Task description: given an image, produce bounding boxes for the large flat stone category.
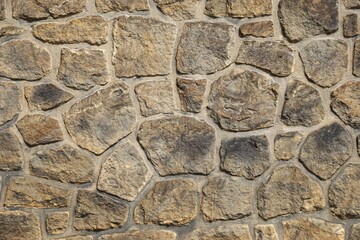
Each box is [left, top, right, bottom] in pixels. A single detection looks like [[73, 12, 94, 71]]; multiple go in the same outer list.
[[99, 230, 176, 240], [0, 211, 41, 240], [186, 224, 252, 240]]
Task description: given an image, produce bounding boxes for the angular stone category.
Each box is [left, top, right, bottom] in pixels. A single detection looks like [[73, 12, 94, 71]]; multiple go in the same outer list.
[[0, 211, 41, 240], [138, 116, 215, 176], [283, 218, 345, 240], [257, 165, 325, 220], [0, 0, 4, 20], [208, 69, 279, 132], [154, 0, 199, 20], [344, 14, 360, 37], [177, 22, 235, 74], [55, 236, 93, 240], [274, 131, 303, 160], [73, 190, 128, 231], [25, 84, 73, 111], [344, 0, 360, 8], [353, 40, 360, 76], [134, 179, 197, 225], [135, 80, 174, 117], [0, 128, 23, 171], [300, 122, 353, 180], [0, 39, 51, 80], [279, 0, 339, 42], [96, 0, 149, 13], [176, 77, 206, 113], [236, 41, 295, 77], [350, 223, 360, 240], [64, 82, 136, 155], [186, 224, 252, 240], [282, 80, 325, 127], [0, 25, 25, 37], [97, 142, 152, 201], [201, 177, 252, 221], [30, 144, 94, 184], [239, 21, 274, 38], [0, 82, 21, 126], [5, 176, 72, 208], [99, 230, 176, 240], [255, 225, 279, 240], [33, 16, 108, 45], [16, 114, 63, 146], [331, 81, 360, 128], [46, 212, 69, 235], [113, 16, 176, 77]]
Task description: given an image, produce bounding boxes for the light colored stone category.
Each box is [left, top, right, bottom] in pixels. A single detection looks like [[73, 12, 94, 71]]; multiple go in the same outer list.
[[255, 225, 279, 240], [344, 14, 360, 37], [186, 224, 252, 240], [99, 230, 176, 240], [349, 223, 360, 240], [344, 0, 360, 8], [274, 131, 303, 160], [0, 82, 21, 126], [205, 0, 271, 18], [0, 211, 41, 240], [0, 0, 4, 20], [46, 212, 69, 235], [239, 21, 274, 38], [55, 236, 93, 240], [96, 0, 149, 13], [0, 128, 23, 171], [0, 25, 25, 37], [154, 0, 200, 20], [177, 77, 206, 113]]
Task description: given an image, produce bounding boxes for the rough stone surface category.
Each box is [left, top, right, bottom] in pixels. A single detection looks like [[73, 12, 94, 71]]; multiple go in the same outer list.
[[0, 211, 41, 240], [186, 224, 252, 240], [236, 41, 295, 77], [258, 165, 325, 220], [255, 225, 279, 240], [55, 236, 93, 240], [46, 212, 69, 235], [0, 129, 23, 171], [113, 16, 176, 77], [177, 21, 235, 74], [344, 0, 360, 8], [239, 21, 274, 38], [205, 0, 271, 18], [0, 82, 21, 126], [0, 0, 4, 20], [96, 0, 149, 13], [0, 25, 25, 37], [99, 230, 176, 240], [344, 14, 360, 37], [350, 223, 360, 240], [64, 82, 136, 155], [353, 40, 360, 76], [220, 135, 270, 180], [134, 179, 197, 225], [358, 136, 360, 156], [274, 131, 303, 160], [177, 77, 206, 113], [282, 80, 325, 127], [300, 122, 353, 180], [208, 69, 279, 132], [278, 0, 339, 42], [154, 0, 199, 20]]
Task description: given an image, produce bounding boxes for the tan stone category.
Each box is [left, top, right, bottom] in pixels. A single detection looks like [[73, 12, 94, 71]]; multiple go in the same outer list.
[[46, 212, 69, 235], [154, 0, 200, 20], [186, 224, 252, 240], [96, 0, 149, 13], [176, 77, 206, 113], [0, 82, 21, 126], [55, 236, 93, 240], [274, 131, 303, 160], [0, 0, 4, 20], [0, 25, 25, 37], [344, 14, 360, 37], [353, 39, 360, 76], [255, 225, 279, 240], [0, 211, 41, 240], [205, 0, 271, 18], [239, 21, 274, 38], [99, 230, 177, 240], [349, 223, 360, 240], [0, 128, 23, 171], [344, 0, 360, 8]]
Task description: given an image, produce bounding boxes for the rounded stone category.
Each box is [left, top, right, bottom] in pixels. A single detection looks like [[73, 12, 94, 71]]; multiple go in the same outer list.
[[0, 82, 21, 126]]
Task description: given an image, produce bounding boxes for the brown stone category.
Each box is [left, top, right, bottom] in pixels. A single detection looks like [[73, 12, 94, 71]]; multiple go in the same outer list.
[[0, 128, 23, 171], [353, 40, 360, 76], [99, 230, 177, 240], [255, 225, 279, 240], [186, 224, 252, 240], [154, 0, 199, 20], [16, 114, 63, 146], [0, 25, 25, 37], [46, 212, 69, 235], [0, 82, 21, 126], [350, 223, 360, 240], [55, 236, 93, 240], [239, 21, 274, 38], [0, 211, 41, 240], [344, 0, 360, 8], [134, 179, 197, 226], [32, 16, 108, 45], [258, 165, 325, 220], [96, 0, 149, 13], [274, 131, 303, 160], [344, 14, 360, 37], [0, 0, 4, 20], [358, 135, 360, 156], [138, 116, 215, 176], [176, 77, 206, 113]]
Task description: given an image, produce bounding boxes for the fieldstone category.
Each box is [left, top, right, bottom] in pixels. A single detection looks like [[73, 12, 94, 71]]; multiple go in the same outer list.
[[25, 84, 73, 110], [30, 144, 94, 184], [0, 82, 21, 126], [177, 21, 235, 74], [282, 80, 325, 127], [96, 0, 149, 13], [134, 179, 197, 225], [32, 16, 108, 45], [97, 142, 152, 201], [113, 16, 176, 77], [55, 236, 93, 240], [300, 40, 348, 87], [186, 224, 252, 240], [0, 128, 23, 171], [331, 81, 360, 128], [350, 223, 360, 240], [0, 0, 4, 20], [99, 230, 176, 240], [135, 80, 175, 117], [64, 82, 136, 155], [0, 25, 25, 37], [220, 135, 270, 180], [278, 0, 339, 42], [255, 225, 279, 240], [344, 0, 360, 8], [138, 116, 215, 176], [16, 114, 63, 146], [300, 122, 353, 180], [208, 69, 279, 132], [73, 190, 128, 231], [274, 131, 303, 160], [0, 39, 51, 80], [239, 21, 274, 38], [154, 0, 199, 20], [176, 77, 206, 113], [282, 218, 345, 240], [46, 212, 69, 235], [0, 211, 41, 240], [344, 14, 360, 37], [236, 41, 295, 77], [5, 176, 72, 208], [201, 177, 253, 221], [353, 40, 360, 76], [257, 165, 325, 220]]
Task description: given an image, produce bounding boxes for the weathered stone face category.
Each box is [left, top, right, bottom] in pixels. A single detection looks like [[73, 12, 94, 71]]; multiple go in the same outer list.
[[344, 0, 360, 8], [239, 21, 274, 38], [95, 0, 149, 13], [0, 25, 25, 37], [274, 131, 303, 160], [0, 211, 41, 240], [177, 77, 206, 113], [358, 135, 360, 156], [205, 0, 271, 18], [344, 14, 360, 37], [255, 225, 279, 240], [0, 82, 21, 126], [46, 212, 69, 235], [154, 0, 199, 20], [0, 128, 23, 171], [186, 224, 252, 240], [99, 230, 177, 240], [0, 0, 4, 20], [56, 236, 93, 240], [353, 39, 360, 76], [350, 223, 360, 240]]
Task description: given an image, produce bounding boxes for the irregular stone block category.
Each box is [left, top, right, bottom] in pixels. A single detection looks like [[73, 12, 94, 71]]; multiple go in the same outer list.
[[350, 223, 360, 240], [0, 82, 21, 126], [55, 236, 93, 240], [205, 0, 271, 18], [154, 0, 199, 20], [239, 21, 274, 38], [0, 0, 4, 20], [99, 230, 176, 240], [46, 212, 69, 235], [0, 211, 41, 240], [353, 39, 360, 76], [0, 128, 23, 171], [96, 0, 149, 13], [344, 0, 360, 8], [186, 224, 252, 240], [344, 14, 360, 37], [358, 136, 360, 156], [255, 225, 279, 240], [176, 77, 206, 113], [274, 131, 303, 160], [0, 25, 25, 37]]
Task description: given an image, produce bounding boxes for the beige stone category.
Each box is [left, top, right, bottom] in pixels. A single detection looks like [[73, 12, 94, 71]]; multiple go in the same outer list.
[[96, 0, 149, 13], [344, 0, 360, 8], [0, 128, 23, 171], [154, 0, 200, 20], [240, 21, 274, 38], [186, 224, 252, 240], [349, 223, 360, 240], [46, 212, 69, 235], [0, 211, 41, 240], [344, 14, 360, 37], [99, 230, 176, 240], [55, 236, 93, 240], [0, 82, 21, 126], [176, 77, 206, 113], [353, 39, 360, 76], [274, 131, 303, 160], [0, 0, 4, 20], [255, 225, 279, 240], [0, 25, 25, 37], [205, 0, 271, 18]]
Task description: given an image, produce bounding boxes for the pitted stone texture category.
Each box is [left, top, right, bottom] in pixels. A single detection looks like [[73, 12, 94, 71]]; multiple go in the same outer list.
[[97, 142, 152, 201], [46, 212, 69, 235], [279, 0, 339, 42], [201, 177, 253, 221], [73, 190, 128, 231], [358, 136, 360, 156], [236, 41, 295, 77], [32, 16, 108, 45], [177, 21, 235, 74], [300, 122, 353, 180], [0, 39, 51, 80], [30, 144, 94, 184], [135, 80, 175, 117], [255, 225, 279, 240], [274, 131, 303, 160], [257, 165, 325, 220], [113, 16, 176, 77], [138, 116, 215, 176], [283, 218, 345, 240], [12, 0, 86, 20], [344, 0, 360, 8], [0, 129, 23, 171], [0, 82, 21, 126], [134, 179, 197, 226], [0, 0, 4, 20], [64, 82, 136, 155], [344, 14, 360, 37], [56, 236, 93, 240], [220, 135, 270, 180], [154, 0, 199, 20], [25, 84, 73, 111], [208, 69, 279, 132], [5, 176, 71, 208], [282, 80, 325, 127], [239, 21, 274, 38], [0, 211, 41, 240], [177, 77, 206, 113], [186, 224, 252, 240], [300, 40, 348, 87], [96, 0, 149, 13], [353, 40, 360, 76], [350, 223, 360, 240], [0, 25, 25, 37], [99, 230, 177, 240], [205, 0, 271, 18], [58, 48, 109, 91]]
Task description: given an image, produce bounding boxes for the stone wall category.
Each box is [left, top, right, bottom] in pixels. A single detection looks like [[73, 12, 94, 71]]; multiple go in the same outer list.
[[0, 0, 359, 239]]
